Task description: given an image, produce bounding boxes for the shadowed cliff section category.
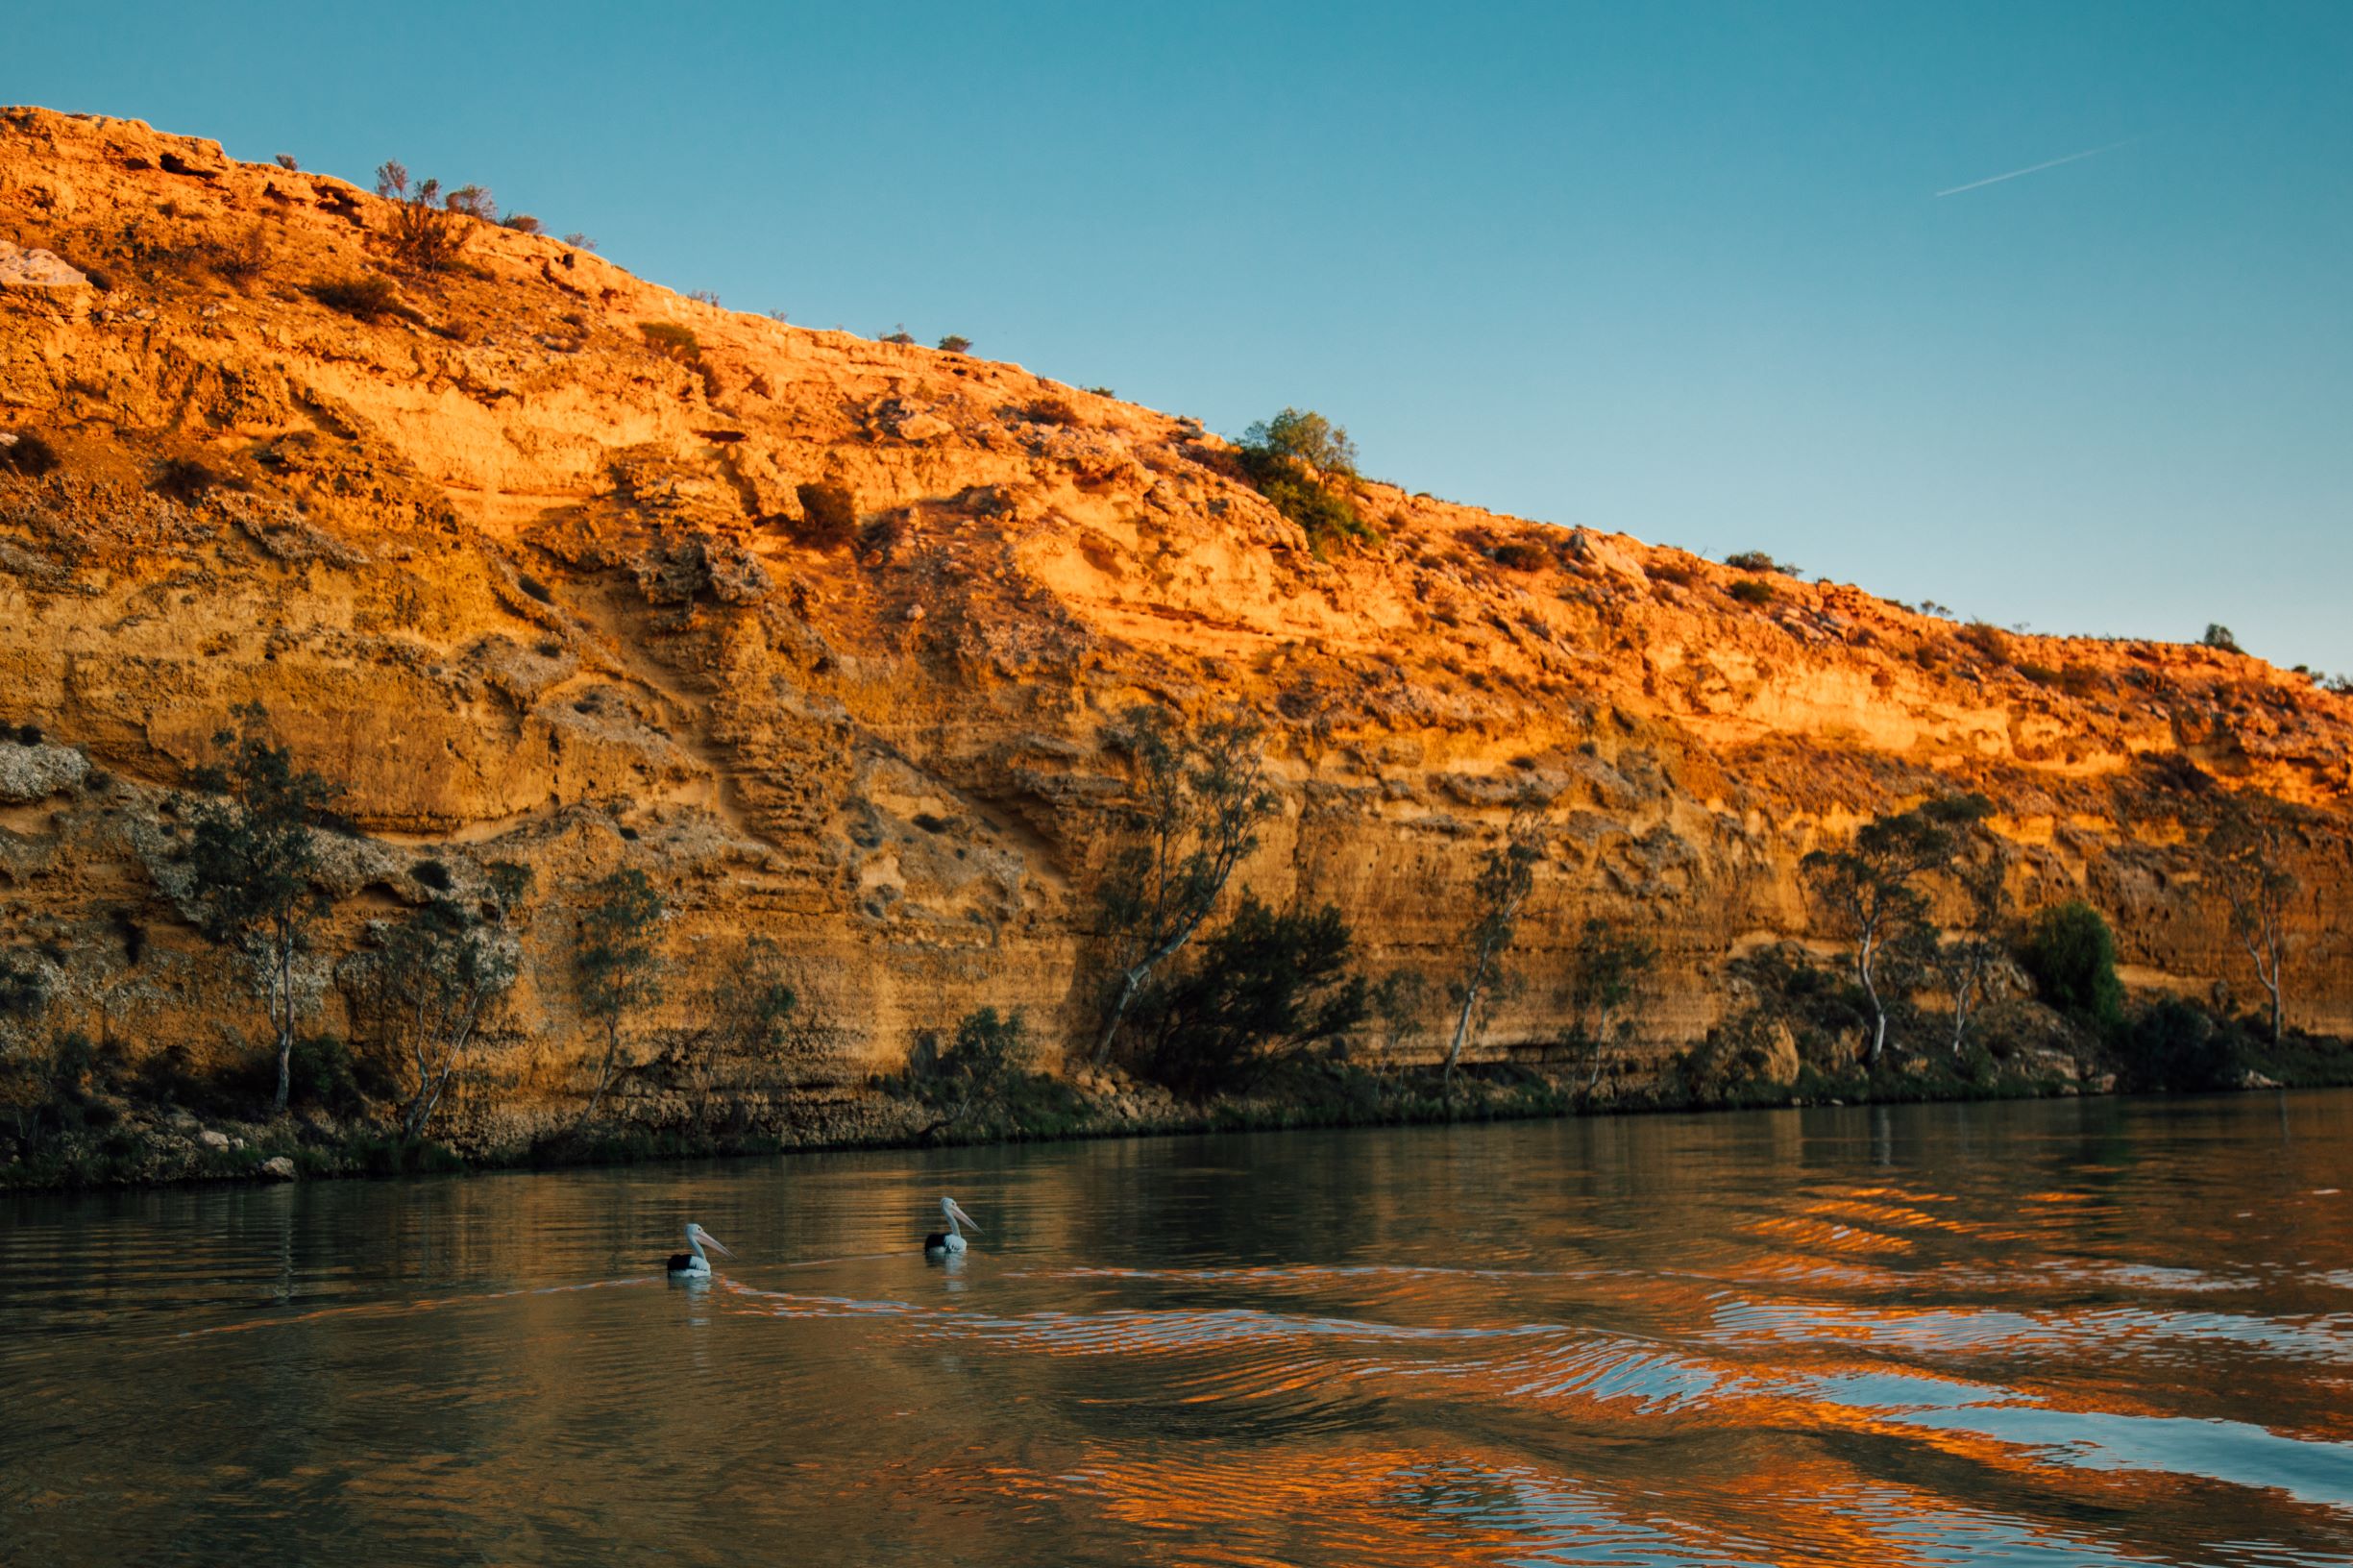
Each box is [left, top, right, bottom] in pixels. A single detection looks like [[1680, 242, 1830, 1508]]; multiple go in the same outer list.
[[2, 106, 2349, 1148]]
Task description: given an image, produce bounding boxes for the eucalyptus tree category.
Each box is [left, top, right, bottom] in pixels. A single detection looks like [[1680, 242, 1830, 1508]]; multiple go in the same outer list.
[[1801, 794, 1990, 1068], [182, 703, 343, 1115], [1090, 703, 1277, 1066], [1443, 803, 1547, 1081], [2206, 800, 2298, 1043]]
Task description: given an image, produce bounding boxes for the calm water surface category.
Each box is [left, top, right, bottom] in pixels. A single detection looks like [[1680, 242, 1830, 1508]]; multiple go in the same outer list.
[[5, 1092, 2352, 1566]]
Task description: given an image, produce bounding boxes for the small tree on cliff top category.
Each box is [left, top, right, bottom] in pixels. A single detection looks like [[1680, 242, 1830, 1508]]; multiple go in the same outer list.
[[1091, 704, 1278, 1066], [571, 869, 667, 1122], [1802, 794, 1989, 1068], [183, 704, 343, 1115], [1443, 802, 1547, 1081]]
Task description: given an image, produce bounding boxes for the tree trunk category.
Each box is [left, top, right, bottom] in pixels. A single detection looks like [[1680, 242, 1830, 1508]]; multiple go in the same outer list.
[[1091, 967, 1145, 1067], [272, 939, 294, 1115], [1444, 944, 1494, 1082]]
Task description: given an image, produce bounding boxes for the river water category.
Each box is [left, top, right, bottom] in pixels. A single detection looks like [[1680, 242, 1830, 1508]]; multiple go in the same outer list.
[[4, 1092, 2350, 1566]]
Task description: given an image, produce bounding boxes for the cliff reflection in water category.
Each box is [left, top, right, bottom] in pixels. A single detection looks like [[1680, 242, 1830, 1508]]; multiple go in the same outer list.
[[4, 1092, 2351, 1566]]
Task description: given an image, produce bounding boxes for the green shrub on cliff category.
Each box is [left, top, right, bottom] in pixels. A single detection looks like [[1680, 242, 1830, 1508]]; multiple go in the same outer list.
[[1236, 407, 1374, 553], [2018, 899, 2124, 1035], [1128, 894, 1368, 1098]]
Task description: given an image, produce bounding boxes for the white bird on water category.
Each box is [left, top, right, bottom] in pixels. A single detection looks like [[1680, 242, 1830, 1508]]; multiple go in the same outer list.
[[666, 1223, 735, 1279], [924, 1197, 981, 1256]]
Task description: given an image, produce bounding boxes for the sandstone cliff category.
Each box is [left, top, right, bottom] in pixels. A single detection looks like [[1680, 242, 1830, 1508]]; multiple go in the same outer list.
[[3, 107, 2348, 1126]]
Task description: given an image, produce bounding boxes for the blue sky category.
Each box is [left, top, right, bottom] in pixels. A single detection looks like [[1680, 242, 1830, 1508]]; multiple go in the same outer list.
[[12, 2, 2351, 670]]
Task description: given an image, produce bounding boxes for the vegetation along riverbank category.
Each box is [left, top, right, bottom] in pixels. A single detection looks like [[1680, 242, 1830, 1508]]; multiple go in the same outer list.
[[5, 109, 2352, 1189]]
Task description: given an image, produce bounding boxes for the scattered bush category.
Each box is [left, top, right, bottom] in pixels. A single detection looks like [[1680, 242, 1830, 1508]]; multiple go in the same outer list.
[[879, 325, 917, 346], [1020, 395, 1079, 426], [2202, 624, 2243, 653], [1646, 560, 1697, 589], [2117, 998, 2244, 1093], [501, 212, 543, 234], [1728, 578, 1776, 606], [274, 153, 300, 171], [1956, 622, 2012, 666], [373, 160, 478, 275], [562, 233, 596, 252], [1724, 550, 1798, 575], [792, 481, 859, 546], [208, 223, 269, 284], [150, 455, 222, 503], [639, 321, 703, 364], [937, 334, 972, 354], [310, 275, 402, 322], [1489, 541, 1550, 572], [2019, 900, 2124, 1035], [900, 1008, 1027, 1135], [0, 431, 61, 478]]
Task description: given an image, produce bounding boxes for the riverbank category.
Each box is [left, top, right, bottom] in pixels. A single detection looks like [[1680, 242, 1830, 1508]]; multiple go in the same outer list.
[[11, 1035, 2350, 1193]]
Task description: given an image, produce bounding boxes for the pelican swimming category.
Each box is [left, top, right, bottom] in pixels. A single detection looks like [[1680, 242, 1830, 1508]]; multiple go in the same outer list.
[[923, 1197, 981, 1255], [666, 1223, 735, 1278]]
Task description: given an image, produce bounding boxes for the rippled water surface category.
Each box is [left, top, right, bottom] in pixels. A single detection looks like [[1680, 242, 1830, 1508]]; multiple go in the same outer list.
[[6, 1093, 2352, 1566]]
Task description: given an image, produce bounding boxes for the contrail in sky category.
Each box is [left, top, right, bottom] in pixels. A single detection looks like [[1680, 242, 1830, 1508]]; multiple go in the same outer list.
[[1935, 138, 2138, 197]]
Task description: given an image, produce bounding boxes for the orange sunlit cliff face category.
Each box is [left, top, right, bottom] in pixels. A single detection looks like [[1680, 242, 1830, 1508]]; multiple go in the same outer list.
[[2, 107, 2348, 1128]]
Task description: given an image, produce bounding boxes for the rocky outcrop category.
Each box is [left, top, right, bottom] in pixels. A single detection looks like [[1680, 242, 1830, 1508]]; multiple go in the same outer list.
[[2, 106, 2348, 1125]]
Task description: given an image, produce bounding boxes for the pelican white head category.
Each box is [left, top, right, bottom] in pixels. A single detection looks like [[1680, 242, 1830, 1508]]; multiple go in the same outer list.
[[668, 1222, 735, 1277], [925, 1197, 980, 1255]]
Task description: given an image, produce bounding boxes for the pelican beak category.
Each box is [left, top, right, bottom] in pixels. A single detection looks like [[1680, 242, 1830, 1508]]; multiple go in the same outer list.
[[947, 1201, 980, 1234], [702, 1233, 735, 1258]]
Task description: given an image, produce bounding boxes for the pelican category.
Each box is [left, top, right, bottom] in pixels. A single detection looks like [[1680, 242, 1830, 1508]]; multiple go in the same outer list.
[[923, 1197, 981, 1256], [666, 1223, 735, 1279]]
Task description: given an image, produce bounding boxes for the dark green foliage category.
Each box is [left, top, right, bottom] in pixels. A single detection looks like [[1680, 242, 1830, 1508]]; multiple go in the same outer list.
[[902, 1008, 1028, 1135], [286, 1034, 363, 1116], [2118, 999, 2244, 1092], [1444, 808, 1545, 1077], [2018, 899, 2124, 1033], [1728, 578, 1776, 606], [1802, 795, 1992, 1066], [150, 456, 222, 503], [879, 325, 918, 346], [793, 481, 859, 546], [1236, 408, 1372, 553], [667, 936, 804, 1130], [0, 431, 61, 478], [1241, 408, 1358, 476], [1724, 550, 1799, 575], [936, 334, 972, 354], [360, 867, 527, 1137], [1562, 916, 1657, 1089], [310, 275, 402, 321], [571, 868, 665, 1121], [1091, 703, 1278, 1064], [2202, 624, 2243, 653], [1129, 894, 1368, 1098], [182, 704, 343, 1115]]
